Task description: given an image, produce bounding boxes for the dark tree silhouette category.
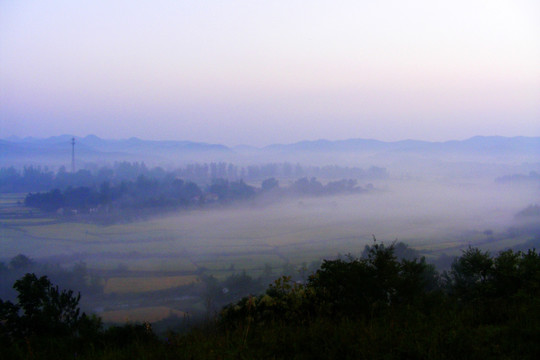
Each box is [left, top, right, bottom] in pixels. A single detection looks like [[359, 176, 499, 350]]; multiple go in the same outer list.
[[0, 273, 84, 338]]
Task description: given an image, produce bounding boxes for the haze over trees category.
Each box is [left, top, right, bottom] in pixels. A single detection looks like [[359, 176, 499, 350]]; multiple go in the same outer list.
[[0, 162, 381, 220], [0, 161, 387, 193], [22, 176, 371, 216]]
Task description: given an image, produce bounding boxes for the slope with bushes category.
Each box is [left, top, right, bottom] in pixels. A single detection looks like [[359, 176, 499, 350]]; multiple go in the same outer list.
[[1, 242, 540, 359]]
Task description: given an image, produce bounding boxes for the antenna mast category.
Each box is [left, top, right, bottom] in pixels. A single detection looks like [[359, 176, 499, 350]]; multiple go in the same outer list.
[[71, 137, 76, 173]]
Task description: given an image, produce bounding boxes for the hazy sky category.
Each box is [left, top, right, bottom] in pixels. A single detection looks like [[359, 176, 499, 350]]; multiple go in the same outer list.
[[1, 0, 539, 146]]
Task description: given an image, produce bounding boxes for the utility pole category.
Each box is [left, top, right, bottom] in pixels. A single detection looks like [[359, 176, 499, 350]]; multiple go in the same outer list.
[[71, 137, 76, 173]]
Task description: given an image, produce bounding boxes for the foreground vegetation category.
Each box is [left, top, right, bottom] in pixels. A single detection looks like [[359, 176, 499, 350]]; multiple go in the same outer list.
[[2, 242, 539, 359]]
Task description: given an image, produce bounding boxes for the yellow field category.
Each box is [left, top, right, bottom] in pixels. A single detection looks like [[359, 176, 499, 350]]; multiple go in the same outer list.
[[104, 275, 199, 294], [99, 306, 185, 323]]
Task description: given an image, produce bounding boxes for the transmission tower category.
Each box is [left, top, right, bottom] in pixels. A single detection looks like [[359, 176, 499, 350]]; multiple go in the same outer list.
[[71, 137, 76, 173]]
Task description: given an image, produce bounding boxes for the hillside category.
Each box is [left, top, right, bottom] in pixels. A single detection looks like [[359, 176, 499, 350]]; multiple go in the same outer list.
[[2, 242, 540, 359]]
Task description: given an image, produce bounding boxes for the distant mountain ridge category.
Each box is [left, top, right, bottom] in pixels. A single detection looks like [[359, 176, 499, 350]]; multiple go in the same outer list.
[[5, 134, 230, 152], [0, 135, 233, 167], [1, 135, 538, 167], [263, 136, 540, 154]]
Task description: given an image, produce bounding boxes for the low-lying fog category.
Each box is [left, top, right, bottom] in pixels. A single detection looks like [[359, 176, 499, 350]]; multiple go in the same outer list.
[[3, 178, 538, 269], [2, 174, 538, 324]]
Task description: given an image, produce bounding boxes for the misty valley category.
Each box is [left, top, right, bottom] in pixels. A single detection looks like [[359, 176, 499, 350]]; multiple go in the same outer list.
[[3, 0, 540, 356], [1, 136, 539, 358]]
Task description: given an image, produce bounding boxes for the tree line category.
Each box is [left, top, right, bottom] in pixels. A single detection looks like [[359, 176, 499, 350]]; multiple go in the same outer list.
[[1, 162, 387, 193], [23, 176, 370, 215]]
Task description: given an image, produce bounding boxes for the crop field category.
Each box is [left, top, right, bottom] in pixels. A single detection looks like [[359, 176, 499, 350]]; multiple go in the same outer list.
[[1, 179, 538, 320], [104, 275, 199, 294], [2, 181, 537, 269], [0, 193, 25, 205], [99, 306, 186, 323]]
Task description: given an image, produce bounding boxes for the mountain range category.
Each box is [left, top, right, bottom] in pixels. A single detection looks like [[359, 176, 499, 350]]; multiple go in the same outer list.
[[1, 135, 539, 169]]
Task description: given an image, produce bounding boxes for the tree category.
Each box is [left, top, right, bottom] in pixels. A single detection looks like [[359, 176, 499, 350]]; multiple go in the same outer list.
[[261, 177, 279, 192], [9, 254, 34, 270], [0, 273, 84, 339], [445, 247, 493, 300], [309, 241, 437, 316]]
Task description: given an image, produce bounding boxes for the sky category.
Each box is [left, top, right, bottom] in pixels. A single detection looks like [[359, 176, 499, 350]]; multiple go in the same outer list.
[[1, 0, 539, 146]]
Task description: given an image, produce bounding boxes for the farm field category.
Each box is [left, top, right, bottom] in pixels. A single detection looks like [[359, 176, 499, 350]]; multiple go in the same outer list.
[[1, 180, 536, 268], [104, 275, 199, 294], [99, 306, 186, 323], [1, 179, 538, 323]]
